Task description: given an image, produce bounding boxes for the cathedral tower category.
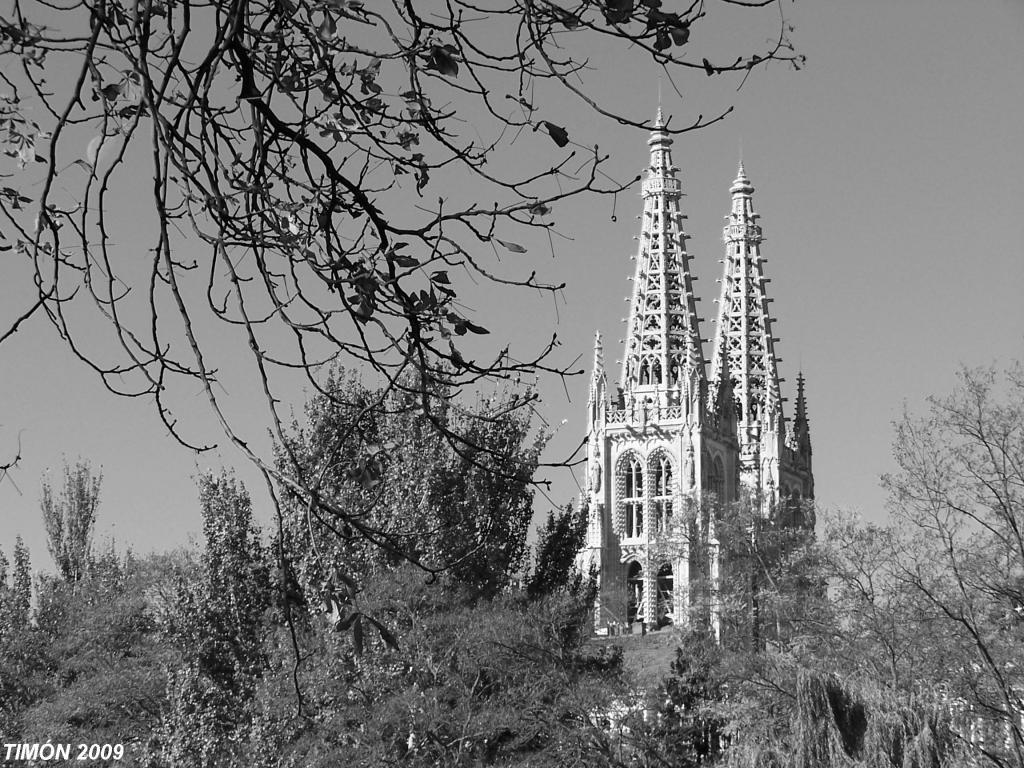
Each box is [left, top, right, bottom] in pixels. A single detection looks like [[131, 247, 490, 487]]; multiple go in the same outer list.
[[708, 162, 813, 506], [579, 113, 814, 638]]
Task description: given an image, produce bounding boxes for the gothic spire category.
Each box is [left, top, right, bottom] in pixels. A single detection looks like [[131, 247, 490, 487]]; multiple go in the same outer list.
[[620, 108, 706, 405], [794, 371, 807, 420], [791, 371, 812, 457], [709, 162, 783, 438]]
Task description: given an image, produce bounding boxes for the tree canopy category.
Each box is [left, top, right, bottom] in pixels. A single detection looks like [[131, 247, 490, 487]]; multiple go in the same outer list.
[[277, 367, 547, 605]]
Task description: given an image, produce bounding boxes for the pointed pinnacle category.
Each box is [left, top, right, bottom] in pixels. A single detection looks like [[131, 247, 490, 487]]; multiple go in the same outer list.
[[730, 160, 754, 195], [654, 105, 665, 129], [795, 371, 808, 421]]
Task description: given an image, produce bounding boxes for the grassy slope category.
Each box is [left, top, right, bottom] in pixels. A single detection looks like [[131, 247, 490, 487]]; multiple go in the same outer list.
[[588, 627, 683, 690]]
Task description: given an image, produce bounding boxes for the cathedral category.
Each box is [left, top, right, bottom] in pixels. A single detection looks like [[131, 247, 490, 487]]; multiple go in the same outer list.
[[578, 108, 814, 640]]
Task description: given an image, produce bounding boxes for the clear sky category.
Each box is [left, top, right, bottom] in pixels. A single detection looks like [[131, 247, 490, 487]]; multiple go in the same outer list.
[[2, 0, 1023, 569]]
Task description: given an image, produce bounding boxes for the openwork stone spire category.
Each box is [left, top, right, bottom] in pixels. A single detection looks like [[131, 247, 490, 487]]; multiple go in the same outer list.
[[710, 162, 783, 436], [620, 110, 705, 404]]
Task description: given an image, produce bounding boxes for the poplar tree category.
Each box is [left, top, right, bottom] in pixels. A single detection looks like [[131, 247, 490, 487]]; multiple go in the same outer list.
[[10, 536, 31, 630], [40, 460, 102, 583], [156, 472, 272, 767]]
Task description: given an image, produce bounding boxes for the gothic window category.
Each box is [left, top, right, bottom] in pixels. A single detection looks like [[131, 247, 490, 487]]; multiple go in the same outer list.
[[627, 561, 644, 624], [621, 454, 644, 539], [650, 453, 674, 534], [656, 564, 674, 626], [638, 357, 662, 386], [705, 455, 725, 501], [713, 456, 726, 500]]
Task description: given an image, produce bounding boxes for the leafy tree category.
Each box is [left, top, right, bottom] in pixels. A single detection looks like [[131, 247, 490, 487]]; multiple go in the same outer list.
[[40, 459, 103, 582], [279, 370, 545, 604], [0, 536, 31, 633], [154, 472, 272, 766], [633, 493, 820, 648], [0, 547, 7, 613], [0, 539, 45, 738], [0, 0, 801, 578], [527, 501, 589, 599], [172, 472, 271, 692], [710, 497, 820, 651], [0, 536, 35, 734], [10, 536, 31, 630]]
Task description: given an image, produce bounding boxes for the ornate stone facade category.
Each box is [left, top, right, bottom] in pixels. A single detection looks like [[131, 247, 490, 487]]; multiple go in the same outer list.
[[579, 110, 814, 639]]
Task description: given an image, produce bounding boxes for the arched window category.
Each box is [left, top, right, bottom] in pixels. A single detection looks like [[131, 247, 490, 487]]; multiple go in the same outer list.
[[622, 455, 644, 539], [650, 453, 673, 534], [712, 456, 726, 500], [627, 561, 644, 624], [656, 564, 674, 626]]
